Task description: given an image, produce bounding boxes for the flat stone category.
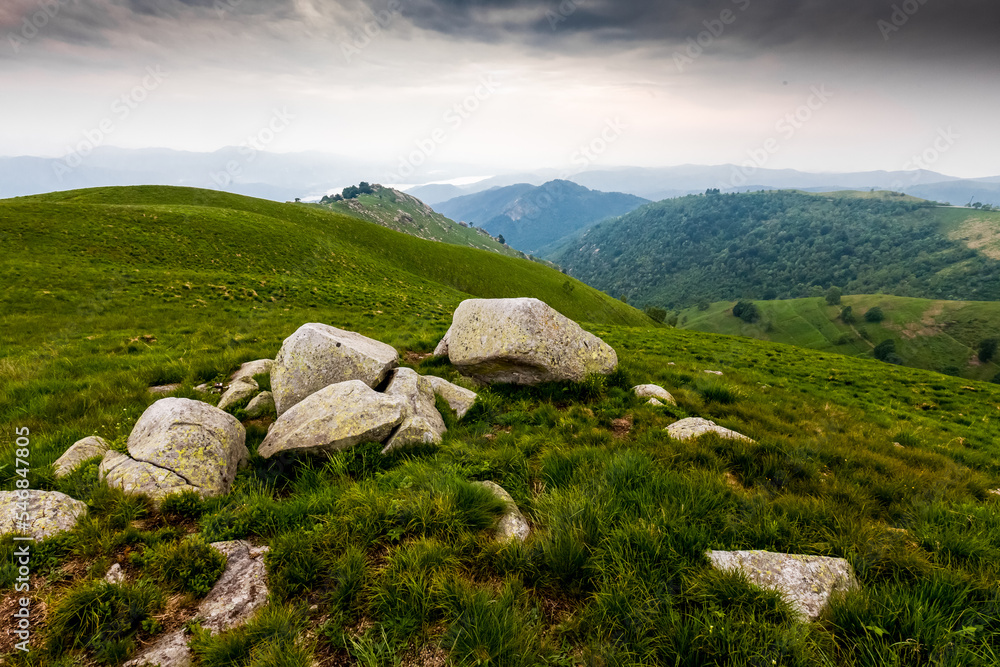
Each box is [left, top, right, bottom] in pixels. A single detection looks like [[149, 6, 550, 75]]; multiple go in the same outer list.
[[148, 384, 182, 395], [230, 359, 273, 383], [0, 490, 87, 540], [707, 550, 859, 621], [425, 376, 478, 419], [633, 384, 676, 405], [53, 435, 109, 478], [258, 380, 405, 459], [666, 417, 753, 443]]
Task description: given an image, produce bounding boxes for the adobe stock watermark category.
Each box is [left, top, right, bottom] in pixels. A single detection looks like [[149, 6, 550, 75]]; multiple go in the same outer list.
[[210, 108, 296, 188], [385, 74, 500, 182], [53, 66, 168, 181], [887, 127, 960, 192], [6, 0, 79, 55], [878, 0, 930, 41], [11, 426, 33, 653], [547, 0, 581, 30], [723, 85, 833, 189], [569, 117, 628, 170], [673, 0, 751, 72], [341, 0, 403, 62]]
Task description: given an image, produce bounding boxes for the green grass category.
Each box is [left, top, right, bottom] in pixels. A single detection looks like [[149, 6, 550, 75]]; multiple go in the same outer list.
[[3, 187, 1000, 666], [678, 294, 1000, 381]]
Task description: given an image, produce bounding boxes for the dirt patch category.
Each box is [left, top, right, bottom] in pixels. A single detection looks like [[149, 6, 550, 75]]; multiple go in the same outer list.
[[724, 472, 745, 492], [897, 302, 948, 339], [404, 351, 433, 365], [948, 217, 1000, 259], [611, 415, 633, 439], [0, 585, 47, 654]]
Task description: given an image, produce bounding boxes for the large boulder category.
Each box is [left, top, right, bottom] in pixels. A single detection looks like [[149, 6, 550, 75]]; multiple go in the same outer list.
[[101, 398, 248, 502], [425, 376, 477, 419], [217, 376, 259, 412], [474, 481, 530, 543], [258, 380, 405, 459], [707, 550, 859, 621], [0, 490, 87, 540], [442, 298, 618, 385], [271, 323, 399, 415], [666, 417, 753, 443], [53, 435, 109, 478], [230, 359, 273, 383], [125, 540, 269, 667], [381, 368, 447, 454]]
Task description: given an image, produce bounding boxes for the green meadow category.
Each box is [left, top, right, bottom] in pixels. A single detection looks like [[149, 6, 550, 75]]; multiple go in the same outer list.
[[2, 187, 1000, 666]]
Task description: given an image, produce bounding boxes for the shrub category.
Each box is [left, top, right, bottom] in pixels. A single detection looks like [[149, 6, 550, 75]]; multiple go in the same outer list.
[[645, 306, 667, 323], [46, 580, 165, 661], [825, 286, 842, 305], [733, 300, 760, 323], [142, 536, 227, 596], [840, 305, 855, 324], [873, 339, 897, 362], [864, 306, 885, 323], [977, 338, 998, 363]]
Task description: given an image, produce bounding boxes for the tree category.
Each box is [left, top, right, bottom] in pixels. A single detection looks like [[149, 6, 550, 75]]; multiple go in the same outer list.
[[873, 339, 897, 362], [733, 300, 761, 323], [498, 234, 506, 245], [978, 338, 999, 363], [864, 306, 885, 323], [645, 306, 667, 323], [825, 286, 842, 306], [840, 306, 855, 324]]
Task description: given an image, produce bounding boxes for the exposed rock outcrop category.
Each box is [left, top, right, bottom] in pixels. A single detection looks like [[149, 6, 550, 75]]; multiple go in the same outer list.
[[244, 391, 275, 418], [217, 376, 259, 412]]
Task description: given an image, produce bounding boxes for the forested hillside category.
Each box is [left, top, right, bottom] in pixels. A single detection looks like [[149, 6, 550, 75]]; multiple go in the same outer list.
[[552, 190, 1000, 308]]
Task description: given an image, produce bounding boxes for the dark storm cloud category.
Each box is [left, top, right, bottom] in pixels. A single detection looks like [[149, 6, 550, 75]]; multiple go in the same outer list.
[[384, 0, 1000, 58]]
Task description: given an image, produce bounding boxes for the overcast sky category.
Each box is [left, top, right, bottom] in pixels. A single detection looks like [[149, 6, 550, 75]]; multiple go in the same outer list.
[[2, 0, 998, 181]]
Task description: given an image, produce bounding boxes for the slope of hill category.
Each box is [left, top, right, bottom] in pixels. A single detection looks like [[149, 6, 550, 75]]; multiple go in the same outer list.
[[552, 190, 1000, 308], [3, 185, 1000, 665], [435, 179, 649, 254], [315, 184, 520, 258], [677, 295, 1000, 382]]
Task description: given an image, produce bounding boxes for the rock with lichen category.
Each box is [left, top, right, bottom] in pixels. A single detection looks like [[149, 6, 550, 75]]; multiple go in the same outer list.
[[53, 435, 109, 478], [441, 298, 618, 385], [425, 376, 477, 419], [217, 376, 259, 412], [633, 384, 676, 405], [706, 550, 859, 621], [100, 398, 248, 502], [271, 323, 399, 416], [0, 490, 87, 540], [474, 481, 530, 543], [381, 368, 447, 453]]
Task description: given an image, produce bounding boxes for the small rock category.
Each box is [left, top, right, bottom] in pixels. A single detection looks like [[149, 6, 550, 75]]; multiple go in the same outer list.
[[988, 489, 1000, 497], [230, 359, 273, 383], [425, 375, 477, 419], [194, 383, 224, 395], [647, 398, 664, 406], [258, 380, 405, 459], [666, 417, 753, 443], [706, 550, 859, 621], [244, 391, 275, 418], [0, 490, 87, 540], [433, 330, 450, 357], [217, 376, 259, 412], [444, 298, 618, 385], [53, 435, 109, 478], [381, 369, 447, 454], [104, 563, 125, 584], [474, 481, 530, 543], [148, 384, 182, 395], [704, 370, 724, 376], [893, 442, 904, 449], [633, 384, 676, 405], [271, 323, 399, 416]]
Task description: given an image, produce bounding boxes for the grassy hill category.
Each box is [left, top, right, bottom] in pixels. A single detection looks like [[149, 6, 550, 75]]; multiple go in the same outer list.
[[3, 186, 1000, 666], [315, 185, 523, 258], [552, 189, 1000, 308], [435, 179, 649, 254], [677, 295, 1000, 381]]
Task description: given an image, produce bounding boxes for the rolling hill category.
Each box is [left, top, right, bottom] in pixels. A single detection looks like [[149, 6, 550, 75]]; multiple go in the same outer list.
[[3, 186, 1000, 666], [434, 179, 649, 254], [314, 184, 521, 258], [677, 294, 1000, 382], [551, 189, 1000, 308]]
